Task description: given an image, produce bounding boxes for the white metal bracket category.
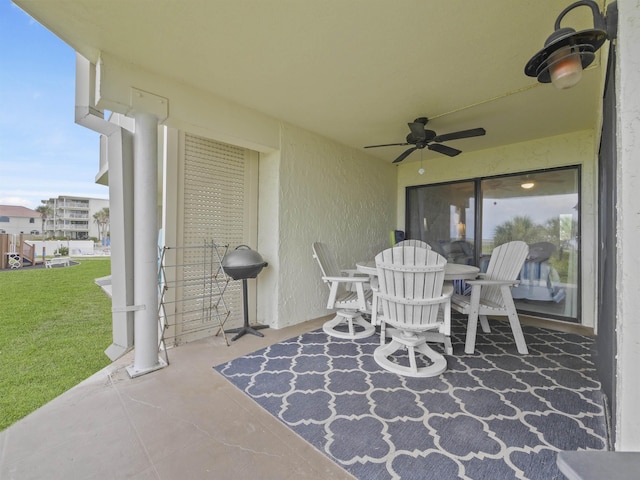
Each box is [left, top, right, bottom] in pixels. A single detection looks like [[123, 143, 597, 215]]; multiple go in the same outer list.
[[112, 305, 146, 313], [129, 87, 168, 122]]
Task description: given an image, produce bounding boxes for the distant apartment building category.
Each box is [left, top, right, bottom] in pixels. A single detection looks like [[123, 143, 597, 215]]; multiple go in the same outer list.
[[0, 205, 41, 235], [42, 196, 109, 240]]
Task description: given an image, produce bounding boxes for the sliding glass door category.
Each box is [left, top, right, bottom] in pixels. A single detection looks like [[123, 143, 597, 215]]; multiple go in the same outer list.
[[406, 180, 477, 264], [406, 166, 580, 322]]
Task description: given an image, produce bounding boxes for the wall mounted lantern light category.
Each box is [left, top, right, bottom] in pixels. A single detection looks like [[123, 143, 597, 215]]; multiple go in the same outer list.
[[524, 0, 617, 89]]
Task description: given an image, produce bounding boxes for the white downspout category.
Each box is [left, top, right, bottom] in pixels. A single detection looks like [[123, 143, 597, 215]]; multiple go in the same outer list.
[[126, 112, 166, 377], [74, 54, 135, 361]]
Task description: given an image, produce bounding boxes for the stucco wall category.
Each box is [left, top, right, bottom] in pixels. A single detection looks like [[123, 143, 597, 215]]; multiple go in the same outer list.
[[101, 53, 399, 331], [258, 123, 397, 329], [256, 148, 282, 328], [396, 130, 597, 328]]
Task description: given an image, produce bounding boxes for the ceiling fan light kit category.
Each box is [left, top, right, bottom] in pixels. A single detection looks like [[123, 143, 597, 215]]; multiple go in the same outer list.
[[364, 117, 486, 165], [524, 0, 617, 89]]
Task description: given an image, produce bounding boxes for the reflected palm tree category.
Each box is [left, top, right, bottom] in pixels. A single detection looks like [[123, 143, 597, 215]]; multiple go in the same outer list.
[[493, 215, 544, 246]]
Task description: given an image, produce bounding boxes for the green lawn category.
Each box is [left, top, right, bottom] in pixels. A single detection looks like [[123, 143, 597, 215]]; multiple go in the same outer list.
[[0, 258, 113, 431]]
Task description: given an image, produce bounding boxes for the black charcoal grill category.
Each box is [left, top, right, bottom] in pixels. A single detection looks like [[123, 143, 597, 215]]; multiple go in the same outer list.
[[222, 245, 268, 341]]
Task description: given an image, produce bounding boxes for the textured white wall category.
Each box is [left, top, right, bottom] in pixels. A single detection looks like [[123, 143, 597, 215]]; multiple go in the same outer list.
[[0, 216, 38, 236], [396, 130, 597, 328], [256, 148, 282, 327], [258, 123, 397, 329], [616, 0, 640, 450]]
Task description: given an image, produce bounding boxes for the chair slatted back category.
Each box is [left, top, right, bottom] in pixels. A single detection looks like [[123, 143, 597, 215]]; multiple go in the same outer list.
[[396, 239, 431, 249], [375, 246, 447, 329], [312, 242, 346, 294], [481, 241, 529, 306]]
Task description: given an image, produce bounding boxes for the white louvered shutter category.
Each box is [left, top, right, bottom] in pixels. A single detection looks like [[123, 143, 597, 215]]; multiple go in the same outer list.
[[176, 133, 257, 342]]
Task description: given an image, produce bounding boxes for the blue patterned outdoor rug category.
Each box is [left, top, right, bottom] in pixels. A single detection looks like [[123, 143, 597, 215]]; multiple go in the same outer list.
[[214, 321, 608, 479]]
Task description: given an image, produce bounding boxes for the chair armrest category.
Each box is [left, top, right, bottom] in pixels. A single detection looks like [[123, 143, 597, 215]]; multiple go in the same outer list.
[[325, 275, 370, 311], [341, 268, 368, 277], [322, 275, 369, 283]]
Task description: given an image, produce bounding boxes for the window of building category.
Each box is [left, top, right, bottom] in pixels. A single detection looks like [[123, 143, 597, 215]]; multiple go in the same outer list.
[[0, 216, 9, 222], [406, 166, 580, 323]]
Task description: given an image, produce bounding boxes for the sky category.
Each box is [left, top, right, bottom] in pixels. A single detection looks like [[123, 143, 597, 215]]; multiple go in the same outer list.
[[0, 0, 108, 210]]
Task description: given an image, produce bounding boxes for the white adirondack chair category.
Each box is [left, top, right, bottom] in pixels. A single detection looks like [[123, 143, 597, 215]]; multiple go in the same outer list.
[[395, 239, 431, 249], [373, 245, 452, 377], [312, 242, 375, 339], [451, 240, 529, 354], [371, 240, 430, 332]]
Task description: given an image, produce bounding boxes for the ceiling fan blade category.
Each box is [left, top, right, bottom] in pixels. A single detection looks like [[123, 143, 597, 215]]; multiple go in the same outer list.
[[428, 143, 461, 157], [433, 128, 486, 143], [407, 122, 427, 141], [364, 142, 409, 149], [393, 147, 418, 163]]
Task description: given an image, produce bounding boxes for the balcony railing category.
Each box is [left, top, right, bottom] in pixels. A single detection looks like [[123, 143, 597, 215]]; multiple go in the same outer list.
[[56, 201, 89, 208], [55, 214, 89, 220]]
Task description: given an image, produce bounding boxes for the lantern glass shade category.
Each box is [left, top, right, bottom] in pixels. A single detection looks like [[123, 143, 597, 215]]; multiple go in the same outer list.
[[523, 0, 613, 88], [548, 44, 584, 89]]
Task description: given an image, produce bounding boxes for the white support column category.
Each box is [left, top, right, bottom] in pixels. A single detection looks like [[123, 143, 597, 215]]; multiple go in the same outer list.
[[126, 112, 166, 377]]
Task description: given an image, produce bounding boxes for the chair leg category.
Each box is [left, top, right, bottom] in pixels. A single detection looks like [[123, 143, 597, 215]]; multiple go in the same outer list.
[[348, 316, 355, 337], [479, 315, 491, 333], [371, 290, 379, 326], [443, 336, 453, 355], [501, 286, 529, 354], [465, 286, 482, 354], [408, 345, 417, 373], [322, 310, 375, 340], [373, 335, 446, 377]]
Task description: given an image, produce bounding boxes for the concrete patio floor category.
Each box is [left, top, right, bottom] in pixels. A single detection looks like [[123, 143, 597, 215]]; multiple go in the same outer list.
[[0, 316, 354, 480]]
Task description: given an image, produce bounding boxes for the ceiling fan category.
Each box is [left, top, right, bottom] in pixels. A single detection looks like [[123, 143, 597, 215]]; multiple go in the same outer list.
[[364, 117, 486, 164]]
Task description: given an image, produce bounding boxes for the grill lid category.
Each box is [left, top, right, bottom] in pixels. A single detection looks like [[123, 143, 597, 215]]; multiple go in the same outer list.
[[222, 245, 268, 280]]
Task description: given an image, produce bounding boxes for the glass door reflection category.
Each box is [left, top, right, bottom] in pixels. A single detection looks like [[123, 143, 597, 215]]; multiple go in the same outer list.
[[406, 166, 580, 323]]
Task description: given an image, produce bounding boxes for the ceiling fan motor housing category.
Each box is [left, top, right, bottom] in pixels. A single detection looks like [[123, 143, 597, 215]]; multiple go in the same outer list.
[[406, 129, 436, 146]]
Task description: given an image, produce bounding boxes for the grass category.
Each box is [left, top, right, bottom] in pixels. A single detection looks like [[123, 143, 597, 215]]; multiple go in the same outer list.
[[0, 258, 113, 432]]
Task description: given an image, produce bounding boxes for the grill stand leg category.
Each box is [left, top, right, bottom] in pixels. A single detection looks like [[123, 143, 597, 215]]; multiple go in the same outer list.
[[225, 279, 268, 341]]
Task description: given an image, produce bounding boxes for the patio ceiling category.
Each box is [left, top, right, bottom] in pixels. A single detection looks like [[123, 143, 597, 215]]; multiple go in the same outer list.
[[15, 0, 607, 165]]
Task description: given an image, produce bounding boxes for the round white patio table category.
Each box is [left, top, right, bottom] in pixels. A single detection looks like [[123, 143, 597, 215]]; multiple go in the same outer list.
[[356, 260, 479, 281]]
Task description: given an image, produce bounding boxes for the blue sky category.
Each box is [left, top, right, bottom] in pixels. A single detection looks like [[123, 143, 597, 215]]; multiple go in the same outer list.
[[0, 1, 107, 210]]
